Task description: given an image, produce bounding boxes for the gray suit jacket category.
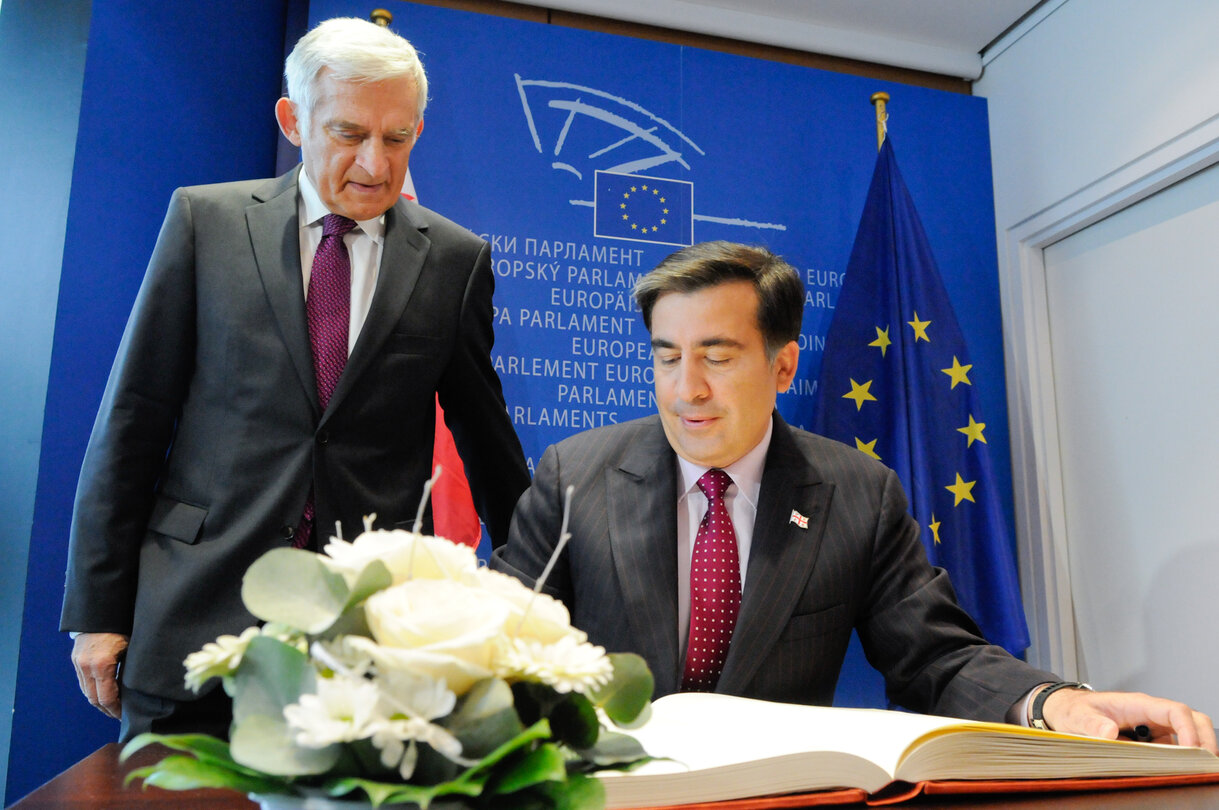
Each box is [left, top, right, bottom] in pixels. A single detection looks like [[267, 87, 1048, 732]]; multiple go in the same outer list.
[[62, 168, 529, 700], [492, 414, 1055, 723]]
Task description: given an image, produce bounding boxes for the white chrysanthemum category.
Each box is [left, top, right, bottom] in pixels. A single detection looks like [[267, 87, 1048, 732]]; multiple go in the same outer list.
[[377, 669, 457, 721], [283, 674, 383, 748], [372, 717, 465, 779], [261, 622, 309, 655], [183, 626, 260, 692], [497, 634, 614, 694], [322, 529, 476, 585], [366, 669, 465, 778]]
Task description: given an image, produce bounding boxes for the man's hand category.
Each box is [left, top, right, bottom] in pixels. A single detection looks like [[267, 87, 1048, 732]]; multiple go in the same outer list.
[[1042, 687, 1218, 754], [71, 632, 129, 720]]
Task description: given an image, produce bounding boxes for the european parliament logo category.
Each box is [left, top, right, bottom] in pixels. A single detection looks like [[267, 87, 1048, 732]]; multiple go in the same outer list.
[[593, 170, 693, 247]]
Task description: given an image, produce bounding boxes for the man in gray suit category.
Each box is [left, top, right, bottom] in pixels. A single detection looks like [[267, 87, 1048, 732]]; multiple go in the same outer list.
[[494, 240, 1215, 750], [63, 17, 528, 740]]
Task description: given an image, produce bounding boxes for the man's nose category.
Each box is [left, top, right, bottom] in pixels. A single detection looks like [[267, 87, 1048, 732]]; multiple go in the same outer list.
[[355, 139, 389, 179], [675, 362, 710, 402]]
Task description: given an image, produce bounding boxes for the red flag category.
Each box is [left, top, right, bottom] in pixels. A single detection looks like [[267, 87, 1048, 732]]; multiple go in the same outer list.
[[405, 169, 482, 547]]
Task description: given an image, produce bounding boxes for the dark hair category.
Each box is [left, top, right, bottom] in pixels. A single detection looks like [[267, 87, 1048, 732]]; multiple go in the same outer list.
[[633, 241, 804, 359]]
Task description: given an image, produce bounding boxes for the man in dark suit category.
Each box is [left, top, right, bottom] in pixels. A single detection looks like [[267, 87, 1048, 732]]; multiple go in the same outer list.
[[63, 17, 529, 740], [494, 240, 1215, 750]]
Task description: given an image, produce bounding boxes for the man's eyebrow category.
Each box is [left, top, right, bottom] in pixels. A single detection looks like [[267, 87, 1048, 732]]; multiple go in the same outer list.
[[650, 337, 744, 350]]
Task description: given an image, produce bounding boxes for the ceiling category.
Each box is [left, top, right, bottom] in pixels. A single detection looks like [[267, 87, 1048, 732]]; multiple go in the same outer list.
[[511, 0, 1049, 80]]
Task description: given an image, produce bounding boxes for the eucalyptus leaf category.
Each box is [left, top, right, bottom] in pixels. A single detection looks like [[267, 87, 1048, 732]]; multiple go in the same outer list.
[[572, 729, 651, 768], [587, 653, 653, 727], [445, 678, 523, 759], [241, 547, 349, 632], [230, 713, 340, 776], [231, 636, 313, 722], [227, 637, 339, 775], [549, 693, 599, 750]]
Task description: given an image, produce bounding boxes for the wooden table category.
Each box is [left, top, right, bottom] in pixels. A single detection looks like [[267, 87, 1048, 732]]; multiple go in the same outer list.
[[10, 744, 1219, 808]]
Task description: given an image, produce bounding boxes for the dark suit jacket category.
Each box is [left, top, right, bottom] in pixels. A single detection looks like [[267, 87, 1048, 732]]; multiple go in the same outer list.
[[61, 168, 529, 700], [492, 414, 1055, 723]]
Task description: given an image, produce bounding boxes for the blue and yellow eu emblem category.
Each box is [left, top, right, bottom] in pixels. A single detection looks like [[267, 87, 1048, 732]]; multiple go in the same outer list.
[[594, 170, 693, 247]]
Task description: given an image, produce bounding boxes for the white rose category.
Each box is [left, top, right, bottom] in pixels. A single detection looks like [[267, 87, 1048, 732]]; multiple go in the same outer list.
[[322, 530, 477, 585], [464, 566, 583, 645], [359, 579, 512, 693]]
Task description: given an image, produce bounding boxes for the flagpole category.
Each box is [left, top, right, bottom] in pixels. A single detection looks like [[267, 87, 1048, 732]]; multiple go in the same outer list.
[[371, 8, 392, 26], [870, 92, 890, 151]]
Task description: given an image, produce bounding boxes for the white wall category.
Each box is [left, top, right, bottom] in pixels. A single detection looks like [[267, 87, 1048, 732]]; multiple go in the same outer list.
[[975, 0, 1219, 710]]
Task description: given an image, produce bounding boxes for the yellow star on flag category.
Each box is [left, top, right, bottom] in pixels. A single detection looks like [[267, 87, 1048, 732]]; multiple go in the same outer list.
[[907, 311, 931, 342], [842, 378, 877, 411], [945, 473, 976, 506], [855, 437, 881, 460], [958, 415, 987, 447], [869, 326, 892, 357], [941, 356, 973, 388], [929, 514, 942, 545]]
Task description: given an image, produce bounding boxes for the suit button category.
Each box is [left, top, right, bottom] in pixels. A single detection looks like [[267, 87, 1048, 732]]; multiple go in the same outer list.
[[281, 525, 296, 542], [317, 430, 329, 445]]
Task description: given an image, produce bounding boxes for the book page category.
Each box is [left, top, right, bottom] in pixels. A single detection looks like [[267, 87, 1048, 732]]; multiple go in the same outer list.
[[600, 693, 981, 806]]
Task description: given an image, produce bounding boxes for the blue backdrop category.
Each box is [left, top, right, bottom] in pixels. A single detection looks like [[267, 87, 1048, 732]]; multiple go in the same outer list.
[[11, 0, 1014, 800]]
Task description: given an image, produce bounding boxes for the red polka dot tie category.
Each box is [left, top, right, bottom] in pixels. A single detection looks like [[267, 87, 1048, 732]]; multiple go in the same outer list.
[[294, 213, 356, 549], [307, 213, 356, 410], [681, 468, 741, 692]]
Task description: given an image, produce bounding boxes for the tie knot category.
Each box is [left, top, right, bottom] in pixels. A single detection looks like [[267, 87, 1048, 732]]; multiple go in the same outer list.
[[697, 468, 731, 501], [322, 213, 357, 238]]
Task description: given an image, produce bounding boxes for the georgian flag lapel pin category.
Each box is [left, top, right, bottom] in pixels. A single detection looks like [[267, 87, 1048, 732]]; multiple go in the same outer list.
[[789, 509, 809, 529]]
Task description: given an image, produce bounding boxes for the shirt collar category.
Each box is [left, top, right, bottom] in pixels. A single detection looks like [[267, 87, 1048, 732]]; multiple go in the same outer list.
[[297, 168, 386, 240], [676, 416, 773, 510]]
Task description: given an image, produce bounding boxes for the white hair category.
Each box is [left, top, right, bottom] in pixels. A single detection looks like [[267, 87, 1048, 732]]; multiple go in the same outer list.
[[284, 17, 428, 128]]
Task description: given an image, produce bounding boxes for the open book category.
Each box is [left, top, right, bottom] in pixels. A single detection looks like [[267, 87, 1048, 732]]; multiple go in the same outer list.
[[598, 693, 1219, 809]]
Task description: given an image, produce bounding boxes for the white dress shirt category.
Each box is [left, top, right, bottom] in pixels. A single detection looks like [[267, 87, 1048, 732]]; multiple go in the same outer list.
[[296, 169, 386, 353], [675, 419, 773, 652]]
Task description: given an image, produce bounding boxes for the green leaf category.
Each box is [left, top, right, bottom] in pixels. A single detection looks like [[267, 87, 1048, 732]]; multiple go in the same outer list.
[[121, 733, 270, 778], [549, 693, 599, 750], [231, 636, 313, 721], [228, 637, 339, 776], [445, 678, 523, 759], [344, 558, 393, 607], [241, 548, 350, 632], [324, 774, 483, 807], [489, 743, 566, 795], [572, 729, 651, 769], [230, 713, 340, 776], [587, 653, 654, 727], [510, 772, 606, 810], [125, 754, 288, 795]]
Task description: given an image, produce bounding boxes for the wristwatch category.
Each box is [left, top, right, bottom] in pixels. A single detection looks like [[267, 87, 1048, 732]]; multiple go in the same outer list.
[[1030, 681, 1093, 730]]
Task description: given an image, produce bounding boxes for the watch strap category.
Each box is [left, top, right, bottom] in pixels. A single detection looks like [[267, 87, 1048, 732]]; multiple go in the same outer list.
[[1030, 681, 1093, 730]]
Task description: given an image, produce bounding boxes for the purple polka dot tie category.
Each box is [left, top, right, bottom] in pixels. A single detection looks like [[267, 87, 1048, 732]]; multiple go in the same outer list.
[[681, 468, 741, 692], [294, 213, 356, 548]]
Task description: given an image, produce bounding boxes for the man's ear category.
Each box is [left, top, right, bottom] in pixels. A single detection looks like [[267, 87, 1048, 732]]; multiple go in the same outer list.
[[774, 340, 800, 393], [275, 97, 303, 147]]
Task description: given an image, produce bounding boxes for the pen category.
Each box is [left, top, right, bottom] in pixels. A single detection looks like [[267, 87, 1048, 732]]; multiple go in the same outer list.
[[1120, 724, 1153, 742]]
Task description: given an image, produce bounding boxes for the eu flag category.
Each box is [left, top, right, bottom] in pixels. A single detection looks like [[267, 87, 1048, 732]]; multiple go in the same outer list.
[[594, 170, 693, 246], [813, 138, 1030, 655]]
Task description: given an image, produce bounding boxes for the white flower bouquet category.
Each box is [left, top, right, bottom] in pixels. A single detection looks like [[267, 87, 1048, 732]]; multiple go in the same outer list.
[[122, 515, 654, 808]]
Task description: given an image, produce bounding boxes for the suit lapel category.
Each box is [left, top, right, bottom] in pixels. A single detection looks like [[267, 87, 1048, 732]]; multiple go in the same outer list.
[[606, 420, 682, 695], [247, 169, 317, 413], [718, 415, 833, 694], [324, 199, 430, 419]]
